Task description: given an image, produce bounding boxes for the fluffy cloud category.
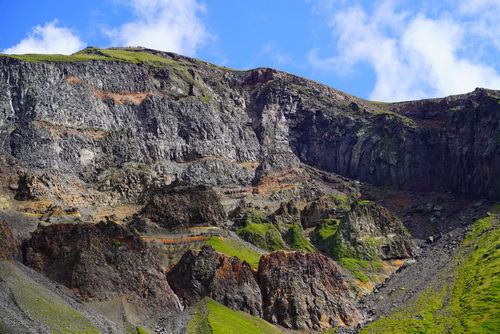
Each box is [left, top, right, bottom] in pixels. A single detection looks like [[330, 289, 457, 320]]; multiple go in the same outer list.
[[459, 0, 500, 51], [2, 21, 85, 55], [107, 0, 209, 55], [309, 0, 500, 101]]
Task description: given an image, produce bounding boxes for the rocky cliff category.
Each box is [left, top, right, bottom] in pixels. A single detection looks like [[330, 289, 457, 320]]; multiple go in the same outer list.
[[0, 47, 498, 334], [0, 47, 498, 199]]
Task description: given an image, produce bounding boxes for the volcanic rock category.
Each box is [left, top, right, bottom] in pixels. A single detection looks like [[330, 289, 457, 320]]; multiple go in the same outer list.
[[167, 246, 262, 316], [257, 251, 362, 330], [133, 183, 226, 231], [25, 221, 181, 313], [0, 219, 17, 260]]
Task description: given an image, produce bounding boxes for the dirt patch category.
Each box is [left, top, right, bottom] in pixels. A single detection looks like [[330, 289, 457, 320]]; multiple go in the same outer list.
[[65, 76, 84, 85], [94, 89, 159, 105], [33, 120, 107, 139]]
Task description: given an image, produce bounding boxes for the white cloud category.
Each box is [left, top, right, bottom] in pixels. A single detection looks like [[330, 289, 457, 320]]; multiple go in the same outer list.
[[2, 21, 85, 55], [459, 0, 500, 50], [309, 0, 500, 101], [107, 0, 209, 55]]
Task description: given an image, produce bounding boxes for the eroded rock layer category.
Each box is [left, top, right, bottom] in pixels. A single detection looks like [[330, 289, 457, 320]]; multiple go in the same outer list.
[[25, 221, 181, 313]]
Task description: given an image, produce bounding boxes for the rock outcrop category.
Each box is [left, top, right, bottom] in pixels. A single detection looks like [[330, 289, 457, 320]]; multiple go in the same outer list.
[[0, 219, 17, 260], [130, 183, 226, 232], [25, 221, 181, 313], [302, 195, 414, 261], [167, 246, 262, 316], [257, 251, 362, 330], [336, 201, 414, 260]]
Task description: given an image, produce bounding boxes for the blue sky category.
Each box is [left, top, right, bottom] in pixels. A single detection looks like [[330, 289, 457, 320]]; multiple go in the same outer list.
[[1, 0, 499, 101]]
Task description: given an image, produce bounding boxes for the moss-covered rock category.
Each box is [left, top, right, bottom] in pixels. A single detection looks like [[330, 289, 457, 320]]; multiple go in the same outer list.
[[284, 224, 314, 252], [306, 196, 414, 261], [235, 211, 286, 251]]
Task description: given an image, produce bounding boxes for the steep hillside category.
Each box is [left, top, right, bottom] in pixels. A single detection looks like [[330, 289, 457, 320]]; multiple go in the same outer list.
[[361, 205, 500, 333], [0, 47, 498, 334]]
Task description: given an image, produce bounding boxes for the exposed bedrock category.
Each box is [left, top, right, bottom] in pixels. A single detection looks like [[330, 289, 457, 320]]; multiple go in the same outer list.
[[24, 221, 182, 313], [0, 53, 497, 198]]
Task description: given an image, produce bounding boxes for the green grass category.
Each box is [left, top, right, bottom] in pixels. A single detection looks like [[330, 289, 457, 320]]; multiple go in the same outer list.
[[314, 221, 340, 256], [206, 236, 262, 269], [136, 325, 150, 334], [339, 258, 383, 283], [361, 205, 500, 333], [285, 224, 314, 252], [1, 47, 190, 68], [188, 298, 282, 334], [0, 262, 99, 334], [0, 52, 109, 62]]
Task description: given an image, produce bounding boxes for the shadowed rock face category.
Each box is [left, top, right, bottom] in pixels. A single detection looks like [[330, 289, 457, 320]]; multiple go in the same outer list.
[[167, 246, 262, 316], [25, 221, 181, 313], [0, 219, 17, 260], [257, 251, 362, 330], [0, 50, 498, 198], [289, 89, 500, 198], [133, 183, 226, 231]]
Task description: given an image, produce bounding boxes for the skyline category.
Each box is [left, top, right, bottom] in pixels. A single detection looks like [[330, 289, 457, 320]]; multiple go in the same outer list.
[[1, 0, 499, 101]]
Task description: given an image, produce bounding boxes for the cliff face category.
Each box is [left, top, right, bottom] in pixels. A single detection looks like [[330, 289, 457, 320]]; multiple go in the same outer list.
[[0, 48, 498, 198], [258, 251, 362, 330]]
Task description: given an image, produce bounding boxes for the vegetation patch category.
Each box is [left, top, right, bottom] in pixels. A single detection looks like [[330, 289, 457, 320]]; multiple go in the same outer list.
[[206, 236, 262, 269], [136, 325, 150, 334], [235, 211, 286, 251], [314, 221, 340, 256], [0, 262, 99, 334], [361, 206, 500, 333], [188, 298, 282, 334], [285, 224, 314, 252], [339, 258, 383, 283]]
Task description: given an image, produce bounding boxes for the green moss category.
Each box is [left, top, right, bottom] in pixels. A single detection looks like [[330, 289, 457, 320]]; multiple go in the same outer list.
[[136, 325, 150, 334], [235, 211, 286, 251], [206, 236, 262, 269], [187, 300, 211, 334], [329, 193, 352, 210], [188, 298, 282, 334], [0, 263, 99, 334], [285, 224, 314, 252], [361, 206, 500, 333], [314, 221, 340, 256]]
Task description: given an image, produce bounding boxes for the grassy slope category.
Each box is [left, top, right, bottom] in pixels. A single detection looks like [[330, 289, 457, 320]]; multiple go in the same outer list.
[[0, 261, 100, 334], [206, 236, 262, 269], [187, 298, 282, 334], [361, 205, 500, 334], [0, 47, 183, 66]]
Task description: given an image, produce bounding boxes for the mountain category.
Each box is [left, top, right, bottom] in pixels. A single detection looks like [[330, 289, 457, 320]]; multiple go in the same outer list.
[[0, 47, 498, 333]]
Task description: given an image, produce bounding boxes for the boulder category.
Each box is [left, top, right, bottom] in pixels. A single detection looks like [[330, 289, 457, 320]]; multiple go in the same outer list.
[[257, 251, 362, 330]]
